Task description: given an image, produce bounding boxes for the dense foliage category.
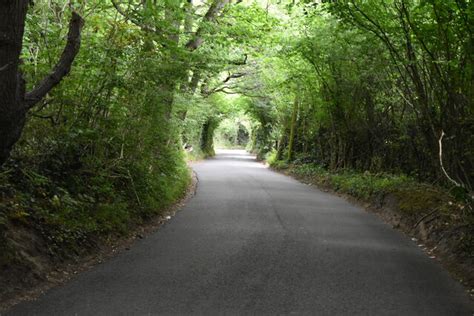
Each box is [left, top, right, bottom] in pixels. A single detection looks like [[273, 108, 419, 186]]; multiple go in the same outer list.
[[244, 1, 473, 195], [0, 0, 269, 272]]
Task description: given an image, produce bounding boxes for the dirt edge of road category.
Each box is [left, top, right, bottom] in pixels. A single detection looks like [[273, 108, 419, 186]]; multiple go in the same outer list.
[[0, 168, 198, 312], [269, 165, 473, 300]]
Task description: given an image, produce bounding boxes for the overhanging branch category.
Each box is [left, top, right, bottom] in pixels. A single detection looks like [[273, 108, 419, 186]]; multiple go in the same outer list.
[[223, 72, 246, 83], [24, 12, 84, 108], [185, 0, 230, 50]]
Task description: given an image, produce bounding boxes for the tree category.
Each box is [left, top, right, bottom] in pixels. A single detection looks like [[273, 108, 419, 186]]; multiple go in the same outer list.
[[0, 1, 83, 165]]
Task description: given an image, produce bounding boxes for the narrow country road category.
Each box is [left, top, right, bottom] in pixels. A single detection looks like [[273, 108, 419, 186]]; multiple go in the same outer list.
[[7, 150, 473, 315]]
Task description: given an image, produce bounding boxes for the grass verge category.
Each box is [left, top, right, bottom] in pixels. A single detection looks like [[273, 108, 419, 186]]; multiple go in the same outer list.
[[268, 157, 474, 294], [0, 153, 192, 310]]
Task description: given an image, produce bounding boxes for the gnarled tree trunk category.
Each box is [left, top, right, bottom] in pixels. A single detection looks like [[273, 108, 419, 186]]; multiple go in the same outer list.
[[0, 0, 29, 165], [0, 2, 83, 165]]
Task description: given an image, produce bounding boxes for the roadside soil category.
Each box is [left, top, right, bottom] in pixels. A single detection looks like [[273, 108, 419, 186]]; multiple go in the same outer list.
[[0, 169, 198, 312], [271, 165, 474, 299]]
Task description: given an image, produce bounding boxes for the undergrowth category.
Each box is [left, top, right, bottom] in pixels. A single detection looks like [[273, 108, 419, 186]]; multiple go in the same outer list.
[[0, 145, 190, 270], [268, 156, 474, 260]]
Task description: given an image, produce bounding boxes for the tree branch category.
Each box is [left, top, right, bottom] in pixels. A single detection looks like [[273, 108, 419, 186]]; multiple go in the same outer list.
[[223, 72, 246, 83], [439, 130, 463, 188], [24, 12, 84, 108], [229, 53, 248, 65], [185, 0, 230, 51], [111, 0, 159, 34]]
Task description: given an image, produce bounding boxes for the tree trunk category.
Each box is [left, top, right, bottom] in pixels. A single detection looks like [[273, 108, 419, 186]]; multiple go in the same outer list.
[[287, 93, 299, 161], [0, 0, 29, 164], [0, 2, 83, 165], [200, 118, 218, 157]]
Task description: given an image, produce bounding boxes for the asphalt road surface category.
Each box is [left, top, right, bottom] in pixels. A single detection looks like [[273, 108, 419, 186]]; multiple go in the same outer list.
[[7, 150, 473, 315]]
